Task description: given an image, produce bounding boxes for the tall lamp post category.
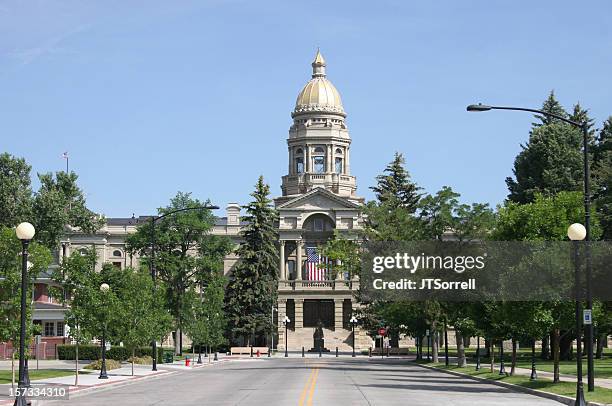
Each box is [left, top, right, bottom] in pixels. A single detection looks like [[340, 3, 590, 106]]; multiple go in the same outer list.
[[467, 103, 595, 391], [283, 316, 290, 357], [14, 222, 35, 406], [148, 204, 219, 371], [350, 316, 358, 357], [99, 283, 110, 380], [569, 223, 587, 406], [271, 306, 277, 355]]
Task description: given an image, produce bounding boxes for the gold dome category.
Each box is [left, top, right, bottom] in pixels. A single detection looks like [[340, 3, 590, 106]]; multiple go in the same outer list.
[[293, 50, 345, 117]]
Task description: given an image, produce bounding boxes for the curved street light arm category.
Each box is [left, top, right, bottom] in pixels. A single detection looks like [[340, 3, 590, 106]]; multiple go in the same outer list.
[[488, 106, 583, 128], [467, 104, 585, 129]]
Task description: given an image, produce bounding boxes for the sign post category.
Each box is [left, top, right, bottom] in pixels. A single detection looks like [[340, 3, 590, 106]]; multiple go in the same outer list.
[[35, 335, 41, 370], [378, 328, 386, 359], [583, 309, 592, 325]]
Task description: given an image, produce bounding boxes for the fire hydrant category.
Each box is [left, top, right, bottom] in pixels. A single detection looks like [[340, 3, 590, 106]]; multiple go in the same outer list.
[[185, 356, 191, 367], [256, 350, 260, 358]]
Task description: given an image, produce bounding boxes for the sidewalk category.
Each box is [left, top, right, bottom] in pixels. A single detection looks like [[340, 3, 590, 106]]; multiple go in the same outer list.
[[0, 357, 232, 405], [511, 366, 612, 390]]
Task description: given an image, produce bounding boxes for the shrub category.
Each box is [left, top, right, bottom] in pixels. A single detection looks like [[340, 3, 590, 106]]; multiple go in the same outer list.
[[57, 345, 163, 361], [57, 345, 100, 360], [128, 355, 152, 365], [84, 359, 122, 370]]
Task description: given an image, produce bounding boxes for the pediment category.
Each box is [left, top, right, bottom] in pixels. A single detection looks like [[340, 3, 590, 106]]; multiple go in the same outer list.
[[277, 188, 361, 210]]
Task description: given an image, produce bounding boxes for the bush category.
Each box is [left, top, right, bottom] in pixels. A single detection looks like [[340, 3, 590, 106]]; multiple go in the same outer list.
[[58, 345, 163, 361], [128, 355, 152, 365], [57, 345, 100, 360], [84, 359, 122, 371]]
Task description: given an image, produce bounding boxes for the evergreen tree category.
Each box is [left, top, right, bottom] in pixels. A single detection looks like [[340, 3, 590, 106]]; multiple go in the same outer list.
[[507, 97, 584, 204], [370, 152, 421, 212], [532, 90, 568, 127], [593, 117, 612, 239], [225, 176, 278, 345], [569, 102, 596, 136]]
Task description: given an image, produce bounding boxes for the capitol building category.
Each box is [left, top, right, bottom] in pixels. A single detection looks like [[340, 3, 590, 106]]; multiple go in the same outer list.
[[25, 51, 372, 357]]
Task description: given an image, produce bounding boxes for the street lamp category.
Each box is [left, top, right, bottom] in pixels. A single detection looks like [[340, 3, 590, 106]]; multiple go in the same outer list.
[[14, 222, 35, 406], [282, 316, 290, 357], [99, 283, 110, 380], [148, 204, 219, 371], [569, 223, 587, 406], [426, 329, 430, 362], [350, 316, 358, 357], [467, 103, 595, 391]]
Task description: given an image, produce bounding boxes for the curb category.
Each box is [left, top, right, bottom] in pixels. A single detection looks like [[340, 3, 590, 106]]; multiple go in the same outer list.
[[414, 362, 610, 406], [0, 369, 176, 405], [69, 369, 177, 396]]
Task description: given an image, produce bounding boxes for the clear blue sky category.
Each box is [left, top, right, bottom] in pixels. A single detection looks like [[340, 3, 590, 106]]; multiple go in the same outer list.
[[2, 1, 611, 217]]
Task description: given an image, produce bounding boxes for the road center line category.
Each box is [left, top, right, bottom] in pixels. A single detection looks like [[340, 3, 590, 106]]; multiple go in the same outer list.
[[298, 368, 316, 406], [306, 368, 320, 406]]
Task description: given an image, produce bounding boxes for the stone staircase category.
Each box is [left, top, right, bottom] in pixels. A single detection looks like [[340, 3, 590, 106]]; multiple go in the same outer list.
[[280, 326, 371, 352]]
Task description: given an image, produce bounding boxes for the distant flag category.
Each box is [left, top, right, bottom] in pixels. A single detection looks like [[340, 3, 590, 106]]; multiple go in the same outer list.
[[306, 246, 332, 281]]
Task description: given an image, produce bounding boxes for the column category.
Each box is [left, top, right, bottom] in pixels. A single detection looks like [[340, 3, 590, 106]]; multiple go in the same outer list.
[[295, 298, 304, 329], [335, 259, 343, 281], [334, 299, 344, 331], [288, 147, 292, 175], [345, 147, 350, 175], [296, 240, 302, 281], [305, 145, 311, 172], [326, 144, 332, 173], [279, 240, 286, 280], [278, 299, 287, 350]]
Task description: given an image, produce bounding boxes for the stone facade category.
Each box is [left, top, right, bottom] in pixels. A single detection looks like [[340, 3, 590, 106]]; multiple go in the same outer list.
[[274, 51, 368, 351]]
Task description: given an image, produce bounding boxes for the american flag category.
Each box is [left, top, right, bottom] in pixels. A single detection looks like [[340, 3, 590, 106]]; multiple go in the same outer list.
[[306, 246, 331, 281]]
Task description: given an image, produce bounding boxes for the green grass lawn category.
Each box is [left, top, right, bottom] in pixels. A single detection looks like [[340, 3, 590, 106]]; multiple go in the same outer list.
[[0, 369, 88, 385], [418, 346, 612, 379], [515, 358, 612, 379], [423, 362, 612, 405]]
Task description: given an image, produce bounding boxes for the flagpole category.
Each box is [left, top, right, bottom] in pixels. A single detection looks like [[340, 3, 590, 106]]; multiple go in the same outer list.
[[62, 152, 69, 173]]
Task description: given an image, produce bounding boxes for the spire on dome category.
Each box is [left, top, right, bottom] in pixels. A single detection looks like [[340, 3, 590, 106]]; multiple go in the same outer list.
[[311, 49, 326, 77]]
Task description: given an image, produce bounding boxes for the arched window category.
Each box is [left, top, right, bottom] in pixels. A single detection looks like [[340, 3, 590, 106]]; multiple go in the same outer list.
[[312, 147, 325, 173], [112, 249, 122, 257], [303, 214, 334, 232], [335, 148, 343, 155]]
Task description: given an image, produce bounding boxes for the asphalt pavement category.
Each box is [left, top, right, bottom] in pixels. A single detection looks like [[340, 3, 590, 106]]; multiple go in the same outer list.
[[36, 356, 563, 405]]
